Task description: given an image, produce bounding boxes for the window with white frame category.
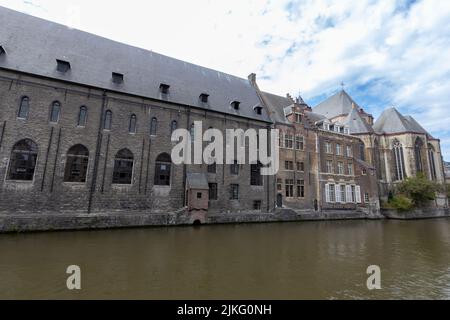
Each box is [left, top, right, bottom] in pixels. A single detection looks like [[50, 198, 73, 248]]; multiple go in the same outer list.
[[346, 146, 353, 157], [295, 135, 304, 150], [285, 134, 294, 149], [325, 142, 332, 154], [325, 184, 336, 203], [336, 144, 342, 156], [340, 185, 346, 203], [337, 162, 344, 175], [326, 160, 333, 173], [364, 193, 370, 203], [347, 163, 354, 175], [355, 186, 362, 203], [351, 185, 356, 203]]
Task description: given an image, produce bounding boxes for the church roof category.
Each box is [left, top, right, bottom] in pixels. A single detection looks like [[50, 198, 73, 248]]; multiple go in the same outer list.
[[373, 107, 428, 135], [343, 106, 374, 134], [0, 6, 270, 122], [313, 90, 362, 119]]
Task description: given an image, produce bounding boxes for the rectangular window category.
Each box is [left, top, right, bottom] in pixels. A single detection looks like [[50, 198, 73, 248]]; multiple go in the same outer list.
[[230, 184, 239, 200], [364, 193, 370, 203], [285, 161, 294, 171], [295, 113, 302, 123], [285, 179, 294, 198], [348, 163, 354, 176], [351, 185, 356, 203], [230, 161, 239, 175], [253, 200, 262, 210], [325, 142, 333, 154], [297, 162, 305, 172], [346, 146, 353, 157], [340, 185, 346, 203], [337, 162, 344, 175], [285, 134, 294, 149], [295, 135, 304, 150], [209, 183, 218, 200], [326, 160, 333, 173], [207, 163, 217, 174], [336, 144, 342, 156], [297, 180, 305, 198], [279, 132, 284, 148], [251, 163, 263, 186], [277, 179, 283, 191], [326, 184, 336, 203]]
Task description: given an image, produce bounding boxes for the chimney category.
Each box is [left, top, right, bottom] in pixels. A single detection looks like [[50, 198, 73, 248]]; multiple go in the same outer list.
[[248, 73, 257, 86]]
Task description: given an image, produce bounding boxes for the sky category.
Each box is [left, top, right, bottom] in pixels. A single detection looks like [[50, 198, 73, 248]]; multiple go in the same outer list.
[[1, 0, 450, 159]]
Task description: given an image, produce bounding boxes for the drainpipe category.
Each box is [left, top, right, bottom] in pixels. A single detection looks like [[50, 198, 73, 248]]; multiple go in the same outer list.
[[87, 91, 107, 214]]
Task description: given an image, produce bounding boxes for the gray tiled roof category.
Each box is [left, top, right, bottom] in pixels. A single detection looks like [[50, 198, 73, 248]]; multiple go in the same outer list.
[[373, 107, 429, 135], [313, 90, 361, 119], [260, 91, 293, 124], [343, 107, 374, 134], [0, 6, 270, 122], [186, 173, 209, 190]]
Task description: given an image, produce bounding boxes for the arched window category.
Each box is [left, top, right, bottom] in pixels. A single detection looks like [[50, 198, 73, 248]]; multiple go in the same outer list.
[[155, 153, 172, 186], [374, 139, 382, 179], [50, 101, 61, 123], [112, 149, 134, 185], [7, 139, 38, 181], [78, 106, 87, 127], [393, 140, 406, 181], [415, 137, 424, 173], [150, 117, 158, 136], [18, 96, 30, 119], [104, 110, 112, 130], [171, 120, 178, 133], [251, 161, 263, 186], [129, 114, 137, 134], [428, 144, 437, 180], [64, 144, 89, 182]]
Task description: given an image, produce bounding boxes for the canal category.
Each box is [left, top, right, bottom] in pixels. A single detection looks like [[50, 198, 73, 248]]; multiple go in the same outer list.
[[1, 219, 449, 299]]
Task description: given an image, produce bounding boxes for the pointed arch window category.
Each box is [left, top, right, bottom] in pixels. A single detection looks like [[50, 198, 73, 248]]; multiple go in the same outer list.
[[64, 145, 89, 182], [155, 153, 172, 186], [18, 96, 30, 119], [150, 117, 158, 136], [104, 110, 112, 130], [50, 101, 61, 123], [77, 106, 88, 127], [393, 140, 406, 181], [7, 139, 38, 181], [112, 149, 134, 185], [129, 114, 137, 134], [415, 138, 424, 173], [428, 144, 437, 180]]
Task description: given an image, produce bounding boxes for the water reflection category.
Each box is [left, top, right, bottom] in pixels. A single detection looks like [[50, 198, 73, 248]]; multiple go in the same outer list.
[[0, 219, 449, 299]]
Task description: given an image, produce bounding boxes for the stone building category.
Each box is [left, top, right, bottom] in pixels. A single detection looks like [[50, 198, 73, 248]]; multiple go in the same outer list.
[[0, 7, 275, 220]]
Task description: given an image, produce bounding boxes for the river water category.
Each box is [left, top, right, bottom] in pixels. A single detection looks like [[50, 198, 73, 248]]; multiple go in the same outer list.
[[0, 219, 449, 300]]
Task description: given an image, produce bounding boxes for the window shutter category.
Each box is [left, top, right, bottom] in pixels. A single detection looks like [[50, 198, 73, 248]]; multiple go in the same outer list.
[[346, 185, 352, 203], [335, 185, 341, 203], [325, 184, 330, 203], [356, 186, 362, 203]]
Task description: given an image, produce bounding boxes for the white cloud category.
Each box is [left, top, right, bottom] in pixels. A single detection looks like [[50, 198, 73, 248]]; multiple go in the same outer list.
[[1, 0, 450, 158]]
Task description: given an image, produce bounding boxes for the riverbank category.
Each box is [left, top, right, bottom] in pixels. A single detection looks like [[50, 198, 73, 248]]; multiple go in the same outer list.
[[0, 209, 381, 233]]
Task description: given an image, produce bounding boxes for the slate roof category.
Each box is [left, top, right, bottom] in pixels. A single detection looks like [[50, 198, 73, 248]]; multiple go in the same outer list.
[[313, 90, 362, 119], [259, 91, 293, 124], [373, 107, 429, 135], [186, 173, 209, 190], [342, 107, 374, 134], [0, 6, 270, 122]]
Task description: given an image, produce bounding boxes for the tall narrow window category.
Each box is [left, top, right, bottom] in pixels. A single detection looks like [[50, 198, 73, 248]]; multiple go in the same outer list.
[[209, 183, 218, 200], [428, 144, 437, 180], [297, 180, 305, 198], [171, 120, 178, 134], [359, 143, 365, 161], [7, 139, 38, 181], [251, 162, 263, 186], [18, 96, 30, 119], [155, 153, 172, 186], [104, 110, 112, 130], [295, 135, 304, 150], [393, 140, 406, 181], [112, 149, 134, 185], [50, 101, 61, 123], [230, 160, 239, 175], [230, 184, 239, 200], [415, 138, 424, 173], [285, 179, 294, 198], [64, 145, 89, 183], [208, 162, 217, 174], [129, 114, 137, 134], [190, 123, 196, 140], [284, 134, 294, 149], [150, 117, 158, 136], [78, 106, 87, 127]]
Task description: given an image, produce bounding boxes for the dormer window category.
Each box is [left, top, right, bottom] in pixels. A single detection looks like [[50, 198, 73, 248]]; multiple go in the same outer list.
[[160, 84, 170, 95], [112, 72, 124, 84], [295, 112, 302, 123], [200, 93, 209, 104], [56, 59, 71, 73], [254, 106, 263, 115], [231, 101, 241, 110], [0, 45, 5, 55]]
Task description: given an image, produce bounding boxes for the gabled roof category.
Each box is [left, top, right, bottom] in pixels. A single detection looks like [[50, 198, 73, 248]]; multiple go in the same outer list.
[[343, 106, 374, 134], [260, 91, 293, 124], [0, 6, 270, 122], [313, 90, 362, 119], [373, 107, 429, 135]]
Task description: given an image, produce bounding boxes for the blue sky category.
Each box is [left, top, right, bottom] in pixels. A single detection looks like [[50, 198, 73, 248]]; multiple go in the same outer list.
[[1, 0, 450, 159]]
